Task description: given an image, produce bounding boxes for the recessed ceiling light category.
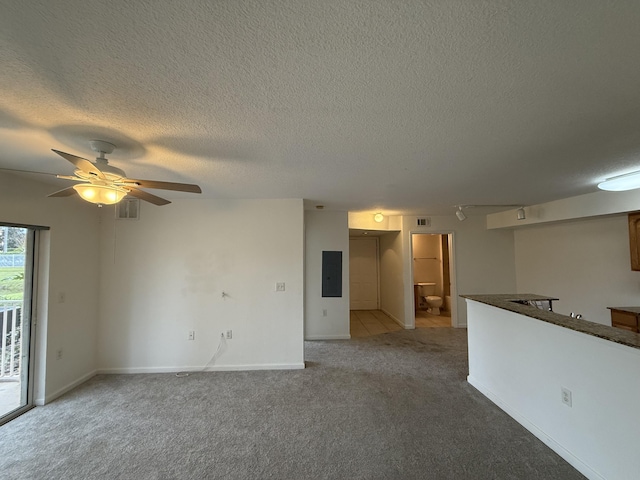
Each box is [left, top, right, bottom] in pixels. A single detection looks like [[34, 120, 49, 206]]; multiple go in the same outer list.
[[598, 171, 640, 191]]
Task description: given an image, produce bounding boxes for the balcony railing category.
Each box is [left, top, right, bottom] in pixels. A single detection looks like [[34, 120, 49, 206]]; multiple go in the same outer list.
[[0, 254, 25, 268], [1, 301, 22, 378]]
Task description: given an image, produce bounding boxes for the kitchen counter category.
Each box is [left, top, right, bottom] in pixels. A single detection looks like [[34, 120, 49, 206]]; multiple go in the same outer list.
[[607, 306, 640, 315], [462, 293, 640, 350], [607, 306, 640, 333], [464, 294, 640, 479]]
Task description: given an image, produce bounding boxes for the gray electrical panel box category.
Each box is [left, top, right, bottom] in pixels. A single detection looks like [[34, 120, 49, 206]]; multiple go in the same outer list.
[[322, 251, 342, 297]]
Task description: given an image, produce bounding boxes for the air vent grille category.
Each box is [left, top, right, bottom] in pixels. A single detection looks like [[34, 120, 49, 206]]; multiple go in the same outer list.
[[417, 218, 431, 226], [116, 198, 140, 220]]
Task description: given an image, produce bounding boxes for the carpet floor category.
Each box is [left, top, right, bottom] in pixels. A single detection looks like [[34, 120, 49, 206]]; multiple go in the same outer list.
[[0, 328, 584, 479]]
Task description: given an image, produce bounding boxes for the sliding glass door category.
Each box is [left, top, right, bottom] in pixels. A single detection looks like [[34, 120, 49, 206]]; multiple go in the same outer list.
[[0, 226, 36, 424]]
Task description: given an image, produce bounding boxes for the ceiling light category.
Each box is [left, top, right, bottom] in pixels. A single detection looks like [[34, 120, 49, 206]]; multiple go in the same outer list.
[[455, 206, 467, 221], [73, 184, 128, 205], [374, 213, 384, 223], [597, 171, 640, 191], [517, 207, 526, 220]]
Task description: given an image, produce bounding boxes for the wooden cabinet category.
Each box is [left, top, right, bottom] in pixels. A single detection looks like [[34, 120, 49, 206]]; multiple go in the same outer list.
[[608, 307, 640, 333]]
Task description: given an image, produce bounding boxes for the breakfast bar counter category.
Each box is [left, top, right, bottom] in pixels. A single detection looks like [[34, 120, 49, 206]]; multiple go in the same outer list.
[[463, 293, 640, 480], [462, 293, 640, 350]]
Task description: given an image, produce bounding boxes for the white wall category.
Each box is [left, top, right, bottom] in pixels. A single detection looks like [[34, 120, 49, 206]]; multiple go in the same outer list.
[[348, 212, 402, 231], [467, 300, 640, 480], [402, 215, 517, 327], [487, 188, 640, 229], [0, 173, 100, 403], [515, 214, 640, 325], [412, 234, 442, 296], [304, 210, 350, 340], [379, 231, 404, 325], [97, 198, 305, 372]]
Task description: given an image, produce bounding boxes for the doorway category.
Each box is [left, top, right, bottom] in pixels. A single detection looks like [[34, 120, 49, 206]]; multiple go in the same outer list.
[[349, 237, 379, 310], [412, 233, 454, 328], [0, 225, 36, 424]]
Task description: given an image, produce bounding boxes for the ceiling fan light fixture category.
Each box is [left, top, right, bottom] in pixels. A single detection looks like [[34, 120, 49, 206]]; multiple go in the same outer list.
[[48, 142, 201, 207], [597, 170, 640, 191], [73, 184, 128, 205]]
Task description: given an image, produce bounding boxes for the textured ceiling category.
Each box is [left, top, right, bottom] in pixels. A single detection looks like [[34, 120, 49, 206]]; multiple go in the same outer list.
[[2, 0, 640, 215]]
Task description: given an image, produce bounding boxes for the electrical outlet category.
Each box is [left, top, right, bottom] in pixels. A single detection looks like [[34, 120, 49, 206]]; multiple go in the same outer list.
[[322, 309, 327, 317], [226, 330, 232, 339], [188, 330, 195, 341], [275, 282, 285, 292], [561, 387, 572, 407], [56, 349, 63, 360]]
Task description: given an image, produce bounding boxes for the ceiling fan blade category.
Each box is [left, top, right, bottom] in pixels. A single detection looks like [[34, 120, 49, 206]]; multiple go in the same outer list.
[[126, 187, 171, 206], [122, 178, 202, 193], [52, 149, 105, 179], [48, 186, 78, 198], [56, 175, 85, 182], [0, 167, 58, 176]]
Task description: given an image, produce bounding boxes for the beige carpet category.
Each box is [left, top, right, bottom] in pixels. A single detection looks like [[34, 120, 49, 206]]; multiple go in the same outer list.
[[0, 328, 584, 479]]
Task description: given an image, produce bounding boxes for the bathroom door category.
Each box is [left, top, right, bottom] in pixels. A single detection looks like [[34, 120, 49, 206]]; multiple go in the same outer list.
[[349, 237, 378, 310]]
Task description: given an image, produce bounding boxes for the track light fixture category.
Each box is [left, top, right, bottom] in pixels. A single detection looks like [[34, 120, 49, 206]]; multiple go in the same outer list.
[[454, 204, 524, 222]]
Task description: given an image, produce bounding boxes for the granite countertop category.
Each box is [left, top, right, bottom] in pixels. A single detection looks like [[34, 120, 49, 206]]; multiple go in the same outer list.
[[462, 293, 640, 351]]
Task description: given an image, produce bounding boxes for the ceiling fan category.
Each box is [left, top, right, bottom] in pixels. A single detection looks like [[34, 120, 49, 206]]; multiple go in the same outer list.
[[7, 140, 202, 206]]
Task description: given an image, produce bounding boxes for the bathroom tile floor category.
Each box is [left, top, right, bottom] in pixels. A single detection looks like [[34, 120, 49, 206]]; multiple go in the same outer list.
[[350, 309, 451, 338], [415, 309, 451, 328]]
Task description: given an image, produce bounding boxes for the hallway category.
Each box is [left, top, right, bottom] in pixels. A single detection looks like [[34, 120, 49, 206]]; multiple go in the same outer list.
[[350, 309, 451, 338]]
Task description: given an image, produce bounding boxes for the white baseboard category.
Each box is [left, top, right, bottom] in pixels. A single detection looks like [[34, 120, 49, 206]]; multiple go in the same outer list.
[[381, 309, 406, 328], [467, 375, 603, 480], [97, 363, 305, 374], [305, 334, 351, 340], [36, 369, 97, 405]]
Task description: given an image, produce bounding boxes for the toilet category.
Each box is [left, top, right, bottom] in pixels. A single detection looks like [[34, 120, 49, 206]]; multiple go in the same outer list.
[[417, 282, 443, 316]]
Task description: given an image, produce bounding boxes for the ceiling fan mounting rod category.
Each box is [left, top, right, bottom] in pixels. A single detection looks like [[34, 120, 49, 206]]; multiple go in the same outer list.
[[89, 139, 116, 162]]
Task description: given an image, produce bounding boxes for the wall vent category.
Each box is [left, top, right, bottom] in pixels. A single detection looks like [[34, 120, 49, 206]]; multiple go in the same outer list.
[[417, 217, 430, 226], [116, 198, 140, 220]]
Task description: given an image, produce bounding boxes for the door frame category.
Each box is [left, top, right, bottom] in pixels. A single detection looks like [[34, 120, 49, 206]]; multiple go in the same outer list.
[[0, 226, 38, 425], [409, 231, 458, 328]]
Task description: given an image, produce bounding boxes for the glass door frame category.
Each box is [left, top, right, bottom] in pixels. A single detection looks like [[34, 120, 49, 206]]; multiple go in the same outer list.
[[0, 225, 40, 425]]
